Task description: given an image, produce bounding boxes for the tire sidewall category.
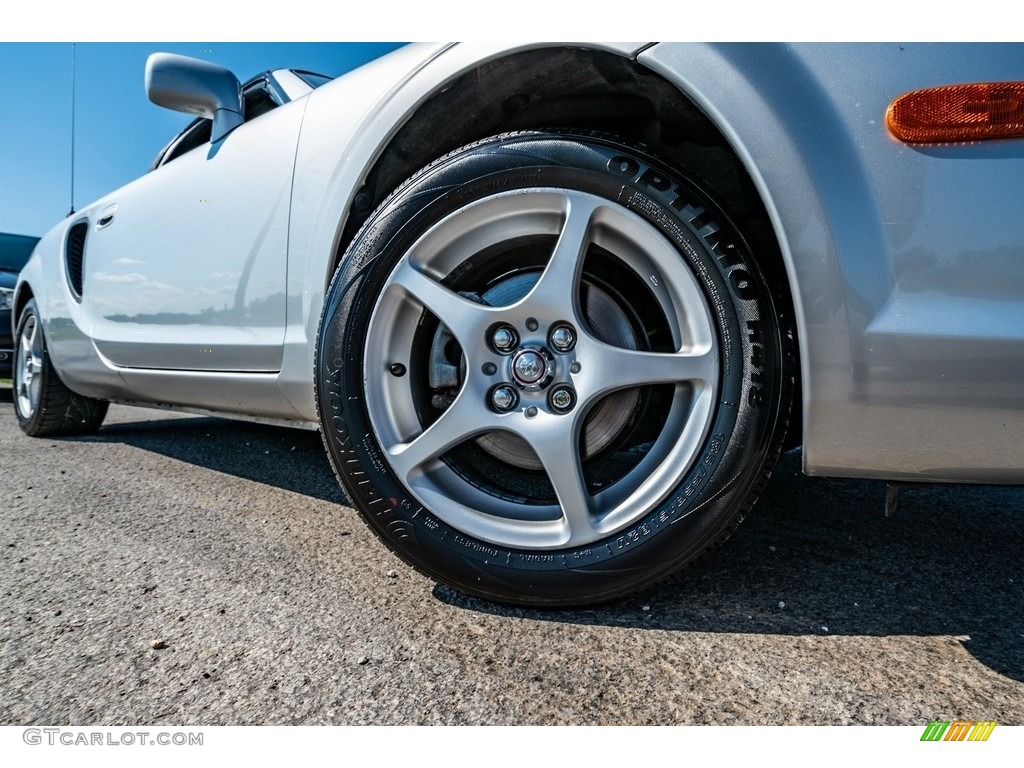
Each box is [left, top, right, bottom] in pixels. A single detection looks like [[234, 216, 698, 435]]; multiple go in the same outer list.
[[317, 133, 785, 604]]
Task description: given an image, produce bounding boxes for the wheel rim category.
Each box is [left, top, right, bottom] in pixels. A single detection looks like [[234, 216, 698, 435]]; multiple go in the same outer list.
[[15, 314, 43, 420], [364, 189, 720, 550]]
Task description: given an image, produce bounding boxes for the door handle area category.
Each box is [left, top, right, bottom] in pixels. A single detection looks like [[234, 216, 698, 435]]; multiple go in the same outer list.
[[95, 204, 118, 230]]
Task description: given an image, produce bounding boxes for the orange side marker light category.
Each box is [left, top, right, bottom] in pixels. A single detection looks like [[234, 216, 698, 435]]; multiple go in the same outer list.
[[886, 82, 1024, 143]]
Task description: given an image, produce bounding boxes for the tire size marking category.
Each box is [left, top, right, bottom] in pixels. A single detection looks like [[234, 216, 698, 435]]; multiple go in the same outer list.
[[617, 432, 726, 548], [454, 171, 543, 204], [452, 533, 500, 558], [621, 188, 733, 375], [746, 320, 766, 409], [360, 434, 389, 477]]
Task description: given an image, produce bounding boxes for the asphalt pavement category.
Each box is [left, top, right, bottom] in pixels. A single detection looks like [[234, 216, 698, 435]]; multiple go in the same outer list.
[[1, 394, 1022, 725]]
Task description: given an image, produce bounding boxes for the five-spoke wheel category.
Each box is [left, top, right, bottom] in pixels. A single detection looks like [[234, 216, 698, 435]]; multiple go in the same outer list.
[[14, 311, 43, 421], [317, 132, 789, 605], [364, 189, 720, 550]]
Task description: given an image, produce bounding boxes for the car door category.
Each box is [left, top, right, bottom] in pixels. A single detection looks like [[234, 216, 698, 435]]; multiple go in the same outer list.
[[82, 78, 304, 372]]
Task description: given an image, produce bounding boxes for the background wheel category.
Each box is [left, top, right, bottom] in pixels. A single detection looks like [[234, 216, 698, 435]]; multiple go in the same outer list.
[[317, 132, 791, 606], [13, 298, 107, 436]]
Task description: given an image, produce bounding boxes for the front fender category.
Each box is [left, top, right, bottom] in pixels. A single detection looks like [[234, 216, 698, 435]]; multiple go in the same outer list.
[[641, 42, 1024, 482]]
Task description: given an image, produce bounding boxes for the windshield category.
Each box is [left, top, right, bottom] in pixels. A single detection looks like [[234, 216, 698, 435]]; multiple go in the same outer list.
[[0, 233, 39, 272]]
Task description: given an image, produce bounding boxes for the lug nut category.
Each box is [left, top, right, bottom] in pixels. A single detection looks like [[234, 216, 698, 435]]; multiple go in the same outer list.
[[489, 384, 519, 412], [549, 385, 576, 413], [549, 324, 576, 353], [490, 325, 518, 354]]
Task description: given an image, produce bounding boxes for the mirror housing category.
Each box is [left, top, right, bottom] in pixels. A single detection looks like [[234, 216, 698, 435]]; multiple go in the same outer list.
[[145, 53, 243, 143]]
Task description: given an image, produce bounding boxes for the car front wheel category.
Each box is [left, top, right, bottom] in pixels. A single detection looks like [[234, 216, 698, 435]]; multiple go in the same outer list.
[[13, 298, 107, 436], [316, 132, 790, 605]]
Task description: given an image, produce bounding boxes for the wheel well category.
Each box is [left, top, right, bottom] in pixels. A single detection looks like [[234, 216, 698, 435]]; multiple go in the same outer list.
[[13, 283, 33, 328], [337, 46, 801, 447]]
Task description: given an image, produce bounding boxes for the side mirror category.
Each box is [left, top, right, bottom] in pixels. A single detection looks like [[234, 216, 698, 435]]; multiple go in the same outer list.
[[145, 53, 243, 143]]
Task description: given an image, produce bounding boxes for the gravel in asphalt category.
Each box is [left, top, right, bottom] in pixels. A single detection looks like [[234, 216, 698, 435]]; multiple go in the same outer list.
[[1, 397, 1022, 725]]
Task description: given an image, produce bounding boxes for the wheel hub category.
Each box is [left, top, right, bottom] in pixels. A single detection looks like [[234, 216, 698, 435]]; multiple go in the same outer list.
[[510, 347, 551, 388], [424, 270, 645, 471]]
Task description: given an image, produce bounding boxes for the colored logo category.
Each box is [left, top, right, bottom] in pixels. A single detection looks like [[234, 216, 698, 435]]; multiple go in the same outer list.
[[921, 721, 996, 741]]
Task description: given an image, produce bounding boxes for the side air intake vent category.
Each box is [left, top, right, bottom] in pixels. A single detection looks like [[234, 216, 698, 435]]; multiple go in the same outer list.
[[65, 221, 88, 300]]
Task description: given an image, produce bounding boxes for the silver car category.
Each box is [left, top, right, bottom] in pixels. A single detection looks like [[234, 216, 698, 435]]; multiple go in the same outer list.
[[12, 43, 1024, 605]]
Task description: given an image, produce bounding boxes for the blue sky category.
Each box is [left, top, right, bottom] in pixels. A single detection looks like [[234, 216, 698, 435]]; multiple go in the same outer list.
[[0, 43, 403, 237]]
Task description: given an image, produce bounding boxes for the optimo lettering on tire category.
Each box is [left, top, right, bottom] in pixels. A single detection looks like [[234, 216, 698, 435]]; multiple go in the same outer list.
[[316, 131, 790, 606]]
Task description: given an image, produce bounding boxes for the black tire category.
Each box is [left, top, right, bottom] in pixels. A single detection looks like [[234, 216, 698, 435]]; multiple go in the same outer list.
[[13, 298, 108, 436], [316, 132, 790, 606]]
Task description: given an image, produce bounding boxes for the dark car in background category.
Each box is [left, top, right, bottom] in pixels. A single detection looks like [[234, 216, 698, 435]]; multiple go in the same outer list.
[[1, 233, 40, 379]]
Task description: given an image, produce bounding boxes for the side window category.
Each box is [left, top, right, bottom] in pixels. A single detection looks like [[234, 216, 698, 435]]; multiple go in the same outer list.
[[161, 119, 213, 166], [243, 83, 278, 122], [156, 79, 279, 168]]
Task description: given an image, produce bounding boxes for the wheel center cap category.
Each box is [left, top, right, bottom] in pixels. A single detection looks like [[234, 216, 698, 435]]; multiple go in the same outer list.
[[511, 349, 547, 385]]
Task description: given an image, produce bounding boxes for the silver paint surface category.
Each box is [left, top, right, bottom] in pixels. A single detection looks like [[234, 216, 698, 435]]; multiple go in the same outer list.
[[640, 42, 1024, 482], [15, 42, 1024, 483]]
